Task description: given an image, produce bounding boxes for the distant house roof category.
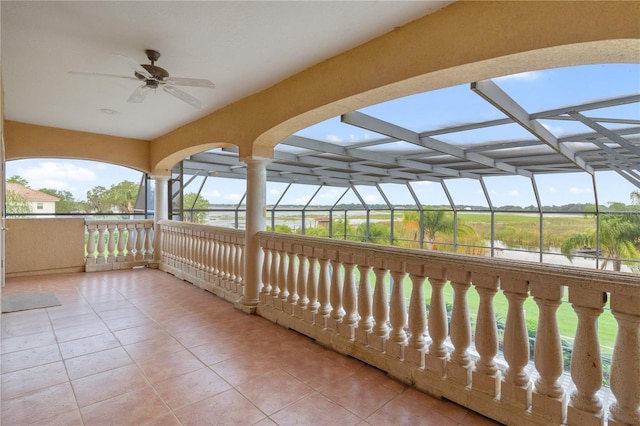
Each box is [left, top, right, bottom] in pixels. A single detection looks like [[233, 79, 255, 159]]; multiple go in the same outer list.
[[6, 183, 59, 202]]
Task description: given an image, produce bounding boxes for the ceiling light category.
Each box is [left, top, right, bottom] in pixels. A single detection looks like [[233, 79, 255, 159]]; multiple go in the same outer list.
[[98, 108, 119, 115]]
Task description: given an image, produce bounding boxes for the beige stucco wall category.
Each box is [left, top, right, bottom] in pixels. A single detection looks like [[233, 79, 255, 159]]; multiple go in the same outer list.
[[5, 218, 86, 277], [4, 121, 150, 173]]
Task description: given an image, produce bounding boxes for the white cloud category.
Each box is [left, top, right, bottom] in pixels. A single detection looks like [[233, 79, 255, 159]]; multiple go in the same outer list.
[[364, 194, 380, 203], [270, 189, 280, 195], [496, 71, 542, 81], [549, 187, 557, 193], [508, 190, 519, 197], [325, 133, 371, 143], [202, 189, 221, 199], [318, 189, 343, 199], [224, 193, 243, 202], [569, 186, 592, 194], [18, 161, 97, 192], [295, 196, 311, 204]]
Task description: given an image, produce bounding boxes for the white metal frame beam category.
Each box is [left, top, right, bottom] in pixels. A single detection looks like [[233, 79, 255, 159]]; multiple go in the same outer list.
[[471, 80, 594, 174]]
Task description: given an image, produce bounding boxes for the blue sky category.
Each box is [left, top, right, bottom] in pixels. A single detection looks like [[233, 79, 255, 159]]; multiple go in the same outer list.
[[6, 64, 640, 208]]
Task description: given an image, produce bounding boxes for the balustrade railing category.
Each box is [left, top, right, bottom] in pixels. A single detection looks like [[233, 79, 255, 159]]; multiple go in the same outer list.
[[153, 221, 639, 426], [158, 220, 245, 303], [85, 219, 154, 272]]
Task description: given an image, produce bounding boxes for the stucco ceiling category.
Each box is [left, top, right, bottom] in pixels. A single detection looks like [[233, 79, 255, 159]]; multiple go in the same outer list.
[[1, 1, 452, 141]]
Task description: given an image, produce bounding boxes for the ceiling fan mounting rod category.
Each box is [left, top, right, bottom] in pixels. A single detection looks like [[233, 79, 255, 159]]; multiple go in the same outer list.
[[145, 49, 161, 65]]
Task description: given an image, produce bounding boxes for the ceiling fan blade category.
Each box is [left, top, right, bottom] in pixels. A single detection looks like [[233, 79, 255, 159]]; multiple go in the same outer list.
[[128, 85, 151, 103], [68, 71, 138, 81], [162, 85, 202, 109], [166, 77, 215, 88], [113, 53, 153, 80]]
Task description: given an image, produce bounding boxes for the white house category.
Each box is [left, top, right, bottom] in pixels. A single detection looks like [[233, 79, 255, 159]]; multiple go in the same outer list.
[[6, 183, 59, 214]]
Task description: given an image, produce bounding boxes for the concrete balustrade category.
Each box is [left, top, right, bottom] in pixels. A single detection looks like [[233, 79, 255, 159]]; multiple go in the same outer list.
[[158, 220, 245, 304], [154, 221, 638, 426], [84, 219, 154, 271]]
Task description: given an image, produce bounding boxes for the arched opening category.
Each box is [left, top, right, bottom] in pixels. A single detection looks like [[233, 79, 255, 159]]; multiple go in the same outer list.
[[5, 158, 149, 218]]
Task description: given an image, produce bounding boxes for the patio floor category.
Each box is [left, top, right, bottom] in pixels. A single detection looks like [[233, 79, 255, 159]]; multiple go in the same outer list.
[[1, 268, 499, 425]]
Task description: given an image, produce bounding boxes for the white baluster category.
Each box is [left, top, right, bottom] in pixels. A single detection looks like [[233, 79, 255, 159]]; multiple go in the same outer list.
[[424, 275, 449, 377], [223, 236, 232, 287], [472, 273, 501, 397], [231, 238, 239, 288], [192, 230, 201, 276], [339, 252, 357, 340], [204, 232, 212, 282], [328, 253, 344, 330], [216, 236, 225, 287], [295, 250, 309, 318], [158, 224, 167, 264], [135, 223, 144, 261], [447, 270, 472, 385], [116, 222, 126, 262], [501, 275, 532, 410], [174, 227, 185, 270], [317, 254, 332, 327], [531, 282, 566, 424], [406, 262, 427, 367], [201, 231, 208, 276], [608, 292, 640, 426], [285, 248, 299, 313], [106, 223, 116, 263], [260, 244, 272, 298], [370, 260, 390, 353], [86, 224, 97, 264], [190, 228, 198, 274], [125, 223, 135, 262], [355, 255, 373, 345], [211, 238, 220, 285], [277, 244, 289, 307], [304, 247, 320, 325], [235, 238, 243, 293], [567, 288, 606, 425], [144, 222, 153, 259], [388, 261, 407, 360], [269, 243, 281, 299], [96, 224, 107, 264], [226, 235, 234, 288]]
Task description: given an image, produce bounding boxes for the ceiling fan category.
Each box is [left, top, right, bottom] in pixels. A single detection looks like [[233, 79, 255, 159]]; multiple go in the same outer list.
[[70, 49, 215, 109]]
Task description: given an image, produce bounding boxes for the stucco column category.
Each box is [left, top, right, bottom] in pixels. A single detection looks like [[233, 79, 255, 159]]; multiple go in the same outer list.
[[240, 156, 271, 313], [151, 175, 170, 264]]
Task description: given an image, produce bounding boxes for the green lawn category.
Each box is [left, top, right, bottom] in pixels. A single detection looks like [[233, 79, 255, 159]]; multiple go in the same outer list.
[[355, 269, 617, 357]]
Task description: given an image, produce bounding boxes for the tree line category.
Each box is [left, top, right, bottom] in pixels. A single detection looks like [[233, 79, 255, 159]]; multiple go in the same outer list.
[[6, 176, 210, 220]]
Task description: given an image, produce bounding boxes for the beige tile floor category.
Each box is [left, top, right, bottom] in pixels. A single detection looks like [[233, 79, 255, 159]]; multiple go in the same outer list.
[[1, 269, 500, 425]]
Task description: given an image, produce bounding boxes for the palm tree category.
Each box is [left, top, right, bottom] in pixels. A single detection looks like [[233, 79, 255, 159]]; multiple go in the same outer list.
[[561, 214, 640, 272]]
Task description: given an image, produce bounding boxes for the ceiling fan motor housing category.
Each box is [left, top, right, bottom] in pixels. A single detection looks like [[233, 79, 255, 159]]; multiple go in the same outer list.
[[136, 64, 170, 82]]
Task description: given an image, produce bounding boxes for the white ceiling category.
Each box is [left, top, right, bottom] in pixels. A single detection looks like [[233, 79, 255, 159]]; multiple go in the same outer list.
[[1, 1, 452, 140]]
